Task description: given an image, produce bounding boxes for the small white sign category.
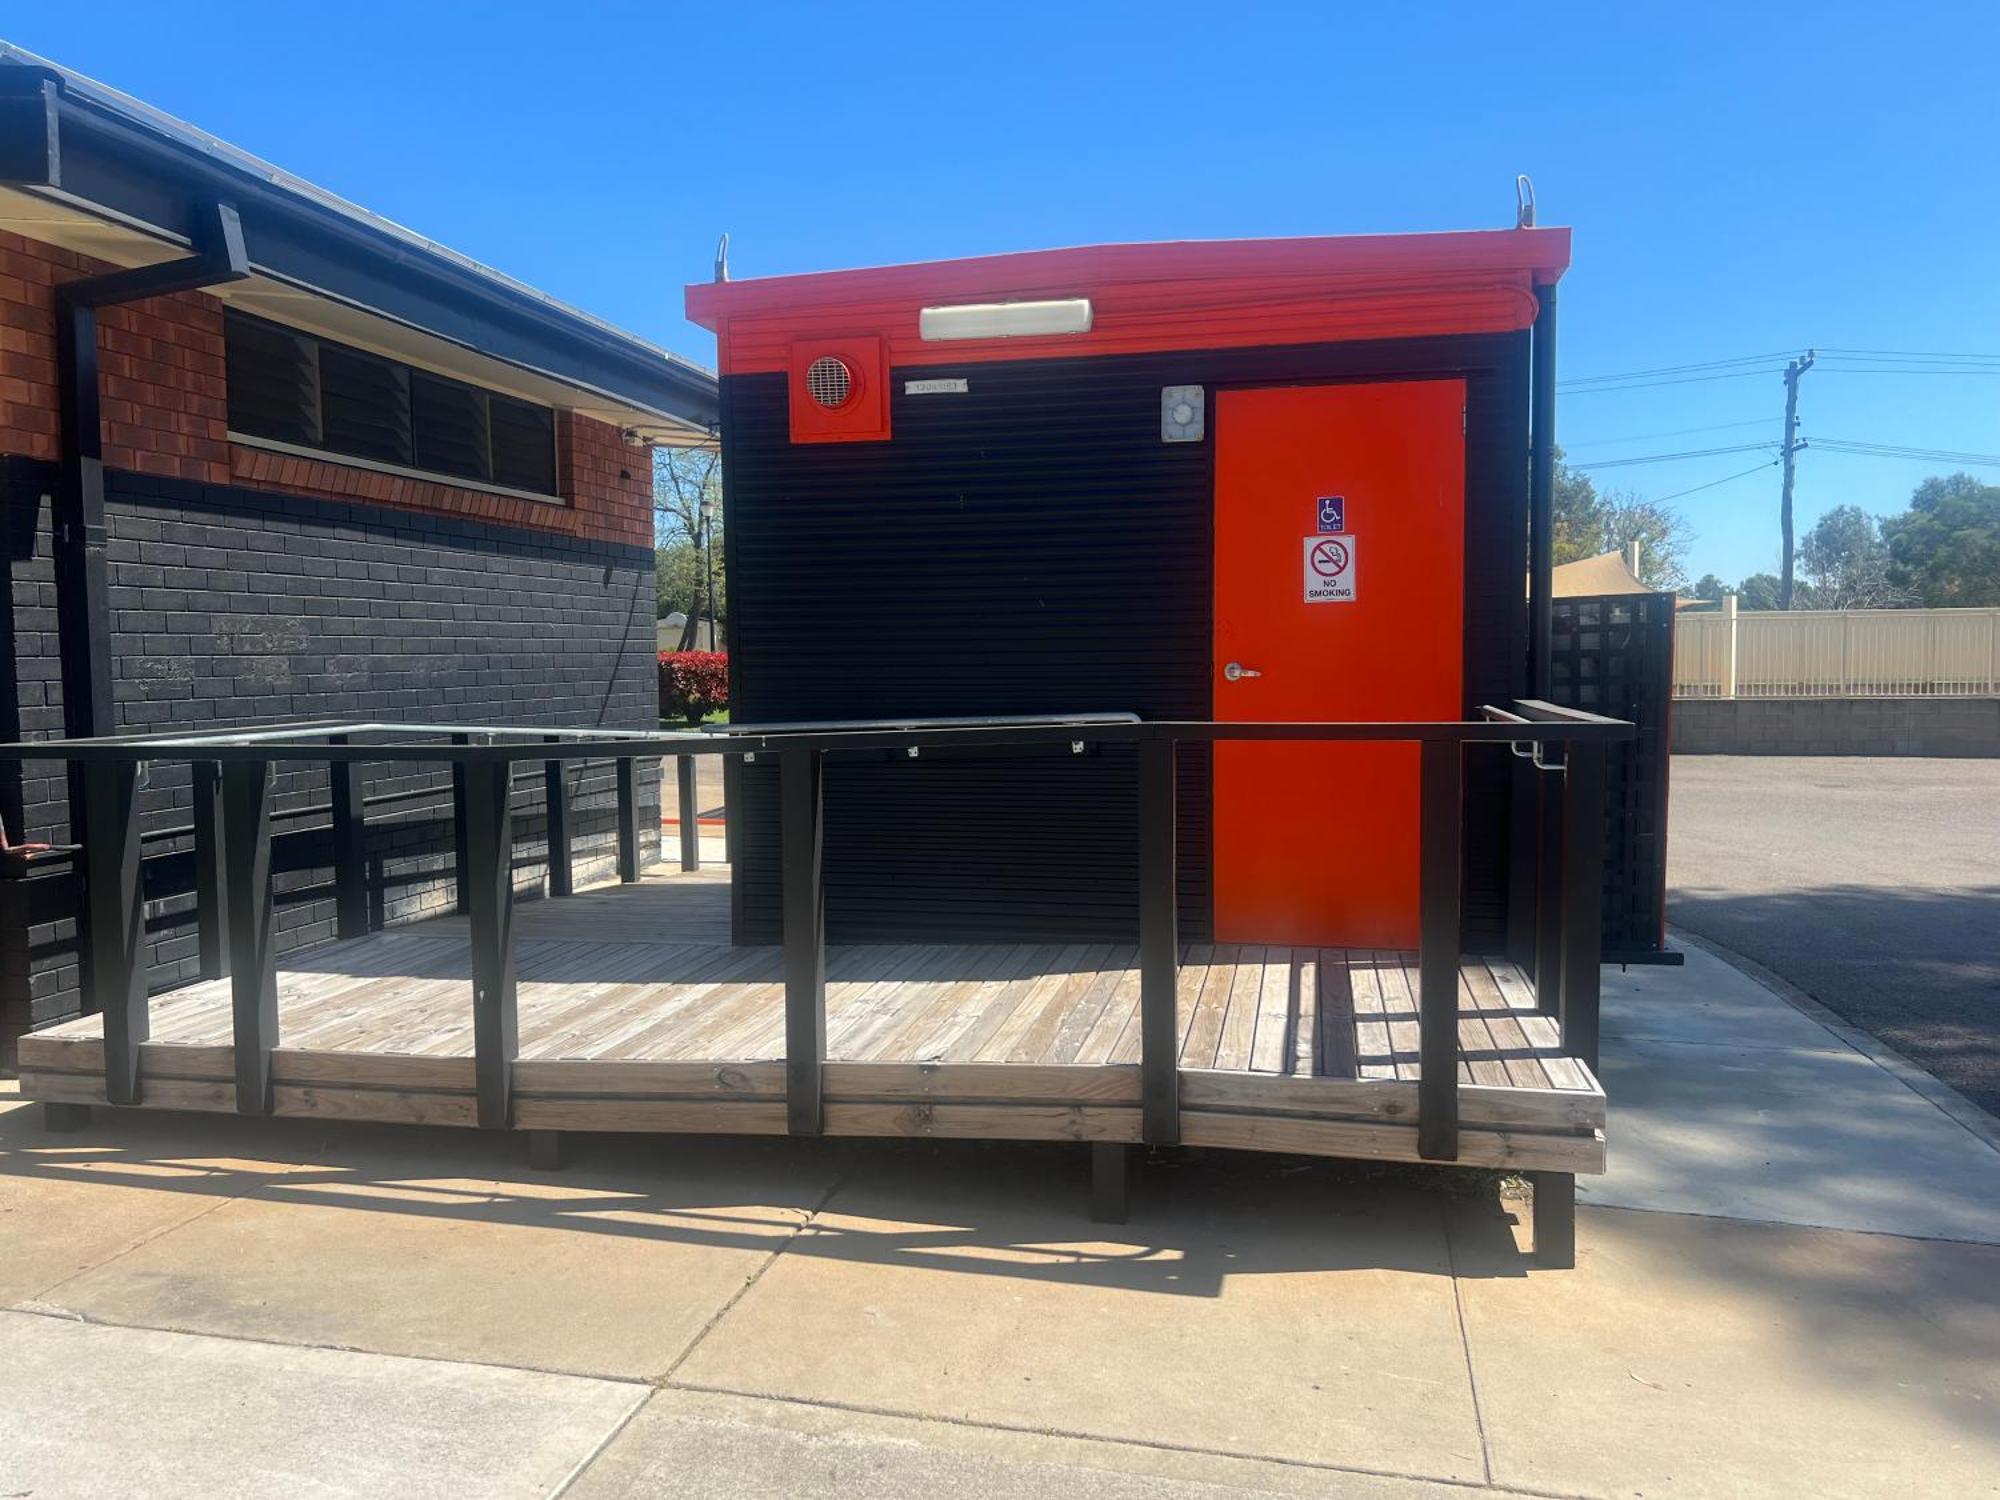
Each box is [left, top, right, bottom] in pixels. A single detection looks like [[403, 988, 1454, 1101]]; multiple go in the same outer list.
[[905, 377, 969, 395], [1303, 534, 1357, 603]]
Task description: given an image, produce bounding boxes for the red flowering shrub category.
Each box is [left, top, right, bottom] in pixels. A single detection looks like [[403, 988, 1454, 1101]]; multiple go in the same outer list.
[[659, 650, 729, 722]]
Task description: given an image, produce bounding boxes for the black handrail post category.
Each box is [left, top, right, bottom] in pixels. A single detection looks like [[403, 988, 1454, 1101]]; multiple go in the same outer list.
[[542, 736, 572, 898], [676, 754, 700, 872], [615, 756, 640, 883], [1417, 738, 1462, 1162], [450, 731, 471, 913], [328, 734, 367, 940], [1136, 734, 1179, 1146], [1534, 758, 1564, 1017], [1559, 738, 1606, 1072], [464, 755, 518, 1129], [191, 759, 229, 981], [82, 757, 145, 1106], [780, 746, 825, 1136], [223, 758, 278, 1115], [723, 753, 741, 864], [1503, 756, 1538, 972]]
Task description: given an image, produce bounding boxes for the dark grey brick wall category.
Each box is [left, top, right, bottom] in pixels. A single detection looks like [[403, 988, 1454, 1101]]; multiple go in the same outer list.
[[1673, 696, 2000, 756], [1, 456, 661, 1051]]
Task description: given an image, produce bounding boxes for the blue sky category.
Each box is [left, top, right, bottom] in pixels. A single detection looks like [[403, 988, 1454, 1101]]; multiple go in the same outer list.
[[9, 2, 1996, 583]]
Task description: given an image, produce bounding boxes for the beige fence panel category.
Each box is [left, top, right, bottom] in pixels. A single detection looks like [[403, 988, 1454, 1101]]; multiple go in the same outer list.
[[1675, 607, 2000, 698]]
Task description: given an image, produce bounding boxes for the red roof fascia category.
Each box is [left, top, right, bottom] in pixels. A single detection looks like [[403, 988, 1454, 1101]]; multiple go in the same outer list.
[[685, 227, 1571, 329]]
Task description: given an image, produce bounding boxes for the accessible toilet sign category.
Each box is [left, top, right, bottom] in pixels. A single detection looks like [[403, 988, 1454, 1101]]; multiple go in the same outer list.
[[1303, 534, 1357, 603]]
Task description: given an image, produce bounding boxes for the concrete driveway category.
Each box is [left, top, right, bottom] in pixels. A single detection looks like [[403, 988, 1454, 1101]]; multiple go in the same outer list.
[[6, 940, 2000, 1500], [1667, 755, 2000, 1116]]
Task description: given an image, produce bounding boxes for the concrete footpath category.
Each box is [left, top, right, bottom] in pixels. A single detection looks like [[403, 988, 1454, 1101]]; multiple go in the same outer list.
[[3, 944, 1997, 1499]]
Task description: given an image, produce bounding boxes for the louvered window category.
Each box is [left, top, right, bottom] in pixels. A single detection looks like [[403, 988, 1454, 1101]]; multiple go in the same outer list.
[[224, 311, 560, 497]]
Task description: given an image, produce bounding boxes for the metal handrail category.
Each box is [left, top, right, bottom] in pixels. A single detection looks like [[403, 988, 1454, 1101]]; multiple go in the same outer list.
[[19, 703, 1623, 1164]]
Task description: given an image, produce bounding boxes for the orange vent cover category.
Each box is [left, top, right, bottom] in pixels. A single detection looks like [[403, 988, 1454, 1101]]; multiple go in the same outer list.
[[788, 337, 890, 443]]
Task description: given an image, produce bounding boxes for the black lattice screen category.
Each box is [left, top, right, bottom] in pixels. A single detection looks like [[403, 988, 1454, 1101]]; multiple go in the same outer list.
[[1549, 592, 1676, 959]]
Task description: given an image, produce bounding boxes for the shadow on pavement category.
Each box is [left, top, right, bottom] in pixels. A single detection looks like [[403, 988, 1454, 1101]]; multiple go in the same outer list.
[[0, 1102, 1533, 1296], [1669, 882, 2000, 1116]]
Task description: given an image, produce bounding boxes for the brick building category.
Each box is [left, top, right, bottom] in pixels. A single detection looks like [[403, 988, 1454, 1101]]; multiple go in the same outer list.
[[0, 47, 716, 1054]]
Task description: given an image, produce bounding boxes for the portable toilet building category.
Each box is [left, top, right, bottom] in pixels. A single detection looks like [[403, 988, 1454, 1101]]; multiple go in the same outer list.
[[685, 226, 1572, 954]]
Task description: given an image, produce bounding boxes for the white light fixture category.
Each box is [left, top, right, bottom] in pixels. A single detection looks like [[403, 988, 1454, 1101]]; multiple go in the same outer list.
[[919, 298, 1093, 341]]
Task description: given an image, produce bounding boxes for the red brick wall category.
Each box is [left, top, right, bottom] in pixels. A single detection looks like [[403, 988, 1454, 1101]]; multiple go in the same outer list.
[[0, 228, 653, 547]]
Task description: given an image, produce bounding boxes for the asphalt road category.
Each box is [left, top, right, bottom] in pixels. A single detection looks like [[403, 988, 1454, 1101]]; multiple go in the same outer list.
[[1667, 755, 2000, 1117]]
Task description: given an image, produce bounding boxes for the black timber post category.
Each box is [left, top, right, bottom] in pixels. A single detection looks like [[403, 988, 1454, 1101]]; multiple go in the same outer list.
[[450, 732, 472, 913], [191, 760, 229, 981], [780, 747, 825, 1136], [676, 755, 700, 871], [223, 759, 278, 1115], [1136, 735, 1179, 1145], [615, 757, 640, 882], [1559, 739, 1606, 1072], [542, 737, 572, 898], [1528, 280, 1558, 699], [1533, 762, 1565, 1017], [1417, 739, 1462, 1162], [464, 756, 518, 1129], [1503, 757, 1539, 972], [81, 758, 145, 1106], [328, 735, 367, 940]]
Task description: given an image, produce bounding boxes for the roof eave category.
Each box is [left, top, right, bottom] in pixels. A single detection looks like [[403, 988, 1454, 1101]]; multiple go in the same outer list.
[[0, 53, 717, 432]]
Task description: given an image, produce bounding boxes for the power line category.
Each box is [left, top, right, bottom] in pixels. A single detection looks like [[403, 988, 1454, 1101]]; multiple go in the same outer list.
[[1573, 442, 1777, 471], [1558, 369, 1785, 395], [1811, 366, 2000, 376], [1810, 438, 2000, 467], [1650, 459, 1781, 504], [1557, 350, 1801, 386], [1815, 346, 2000, 363], [1563, 418, 1772, 449]]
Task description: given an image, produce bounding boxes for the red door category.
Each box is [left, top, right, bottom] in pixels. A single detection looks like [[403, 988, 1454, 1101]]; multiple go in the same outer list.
[[1212, 381, 1466, 947]]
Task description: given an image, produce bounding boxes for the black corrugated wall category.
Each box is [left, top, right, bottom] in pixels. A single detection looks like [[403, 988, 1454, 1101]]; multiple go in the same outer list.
[[723, 333, 1529, 948]]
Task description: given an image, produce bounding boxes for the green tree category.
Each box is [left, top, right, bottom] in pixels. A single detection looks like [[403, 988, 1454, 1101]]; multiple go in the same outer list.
[[1881, 474, 2000, 606], [1549, 450, 1693, 590], [1552, 449, 1607, 565], [1735, 572, 1783, 610], [654, 446, 725, 645], [1799, 504, 1902, 609]]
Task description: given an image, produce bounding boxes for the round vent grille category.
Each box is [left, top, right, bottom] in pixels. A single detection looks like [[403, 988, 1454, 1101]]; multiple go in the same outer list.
[[804, 356, 854, 409]]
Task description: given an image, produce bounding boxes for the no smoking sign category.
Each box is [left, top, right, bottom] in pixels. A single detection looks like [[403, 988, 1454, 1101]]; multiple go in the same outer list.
[[1303, 534, 1357, 603]]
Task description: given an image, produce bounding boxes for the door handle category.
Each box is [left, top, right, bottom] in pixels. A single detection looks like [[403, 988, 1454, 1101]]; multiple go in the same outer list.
[[1223, 662, 1262, 681]]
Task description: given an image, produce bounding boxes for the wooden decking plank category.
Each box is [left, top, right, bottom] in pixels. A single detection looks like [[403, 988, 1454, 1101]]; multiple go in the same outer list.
[[942, 943, 1065, 1062], [974, 944, 1091, 1064], [574, 943, 783, 1060], [1463, 960, 1553, 1089], [1175, 945, 1234, 1067], [1347, 951, 1397, 1080], [1376, 952, 1422, 1081], [1044, 946, 1136, 1065], [515, 942, 716, 1057], [1214, 946, 1267, 1072], [911, 944, 1050, 1063], [832, 945, 973, 1061], [1075, 950, 1148, 1066], [1247, 947, 1297, 1076], [1316, 948, 1359, 1080], [822, 946, 948, 1057], [1455, 969, 1515, 1088], [1289, 949, 1319, 1078], [1006, 943, 1117, 1064], [1485, 957, 1593, 1090]]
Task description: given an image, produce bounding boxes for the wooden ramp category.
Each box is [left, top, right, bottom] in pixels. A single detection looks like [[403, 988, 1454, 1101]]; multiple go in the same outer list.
[[18, 870, 1604, 1174]]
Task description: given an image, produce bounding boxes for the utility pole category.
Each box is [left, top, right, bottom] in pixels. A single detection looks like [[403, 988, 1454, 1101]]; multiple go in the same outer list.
[[1778, 349, 1815, 610]]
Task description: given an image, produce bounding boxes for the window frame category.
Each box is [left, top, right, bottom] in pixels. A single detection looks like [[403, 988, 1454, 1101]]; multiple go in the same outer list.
[[224, 310, 563, 501]]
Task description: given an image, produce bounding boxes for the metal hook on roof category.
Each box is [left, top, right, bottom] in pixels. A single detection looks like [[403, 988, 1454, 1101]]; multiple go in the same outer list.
[[1515, 175, 1536, 229], [713, 233, 730, 284]]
